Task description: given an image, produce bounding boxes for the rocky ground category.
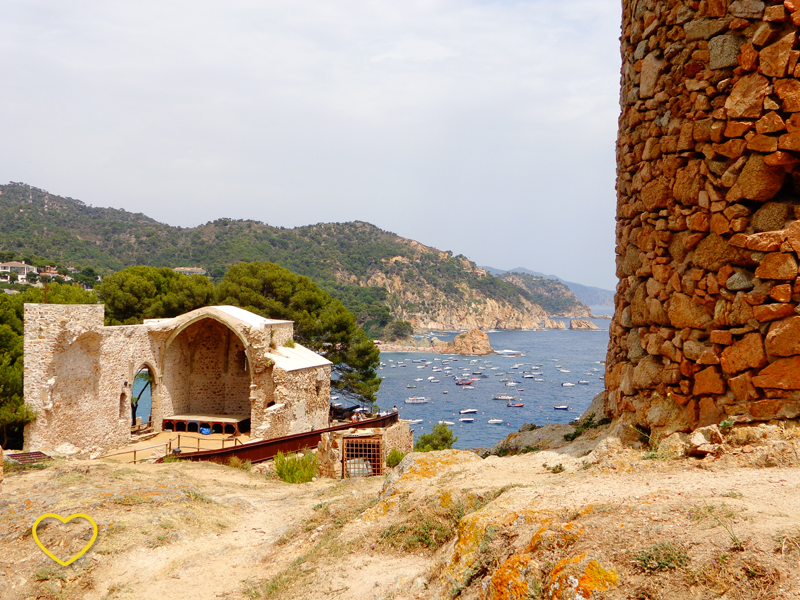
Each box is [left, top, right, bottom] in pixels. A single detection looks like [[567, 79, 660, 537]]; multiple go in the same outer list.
[[2, 419, 800, 600]]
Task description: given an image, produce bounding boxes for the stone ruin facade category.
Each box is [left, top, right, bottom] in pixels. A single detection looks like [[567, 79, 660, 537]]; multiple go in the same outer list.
[[23, 304, 332, 454], [608, 0, 800, 436]]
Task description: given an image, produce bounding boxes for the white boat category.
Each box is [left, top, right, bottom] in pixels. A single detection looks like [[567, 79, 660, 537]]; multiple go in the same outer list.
[[523, 374, 535, 379], [493, 376, 518, 401], [487, 418, 504, 424], [405, 396, 429, 404], [410, 419, 424, 424], [430, 379, 440, 383], [578, 380, 590, 385], [562, 382, 575, 387], [534, 378, 545, 382], [558, 369, 571, 373], [406, 384, 417, 388], [438, 420, 455, 425], [414, 378, 424, 382], [463, 385, 475, 389], [496, 350, 523, 356], [427, 376, 435, 380], [554, 405, 569, 410], [459, 417, 475, 423], [459, 408, 477, 414]]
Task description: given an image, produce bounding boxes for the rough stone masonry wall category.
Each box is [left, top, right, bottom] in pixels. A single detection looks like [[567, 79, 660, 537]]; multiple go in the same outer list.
[[609, 0, 800, 436]]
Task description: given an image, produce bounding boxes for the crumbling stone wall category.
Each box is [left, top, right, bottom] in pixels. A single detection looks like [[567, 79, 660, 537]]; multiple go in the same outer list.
[[609, 0, 800, 435], [24, 304, 331, 455]]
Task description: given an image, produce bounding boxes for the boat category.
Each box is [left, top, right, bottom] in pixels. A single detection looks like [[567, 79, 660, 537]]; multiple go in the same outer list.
[[523, 374, 535, 379], [553, 405, 569, 410], [493, 376, 518, 401], [463, 385, 475, 389], [456, 380, 472, 386], [406, 384, 417, 388], [443, 391, 448, 394], [438, 420, 455, 425], [558, 369, 571, 373], [487, 418, 504, 424], [459, 417, 475, 423], [459, 408, 477, 414], [405, 396, 429, 404], [578, 380, 590, 385], [534, 378, 545, 382], [410, 419, 424, 424], [430, 379, 440, 383], [414, 378, 424, 382], [507, 402, 524, 408], [495, 349, 522, 356], [561, 382, 575, 387]]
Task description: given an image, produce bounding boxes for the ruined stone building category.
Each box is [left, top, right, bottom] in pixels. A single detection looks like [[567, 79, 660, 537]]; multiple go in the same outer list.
[[609, 0, 800, 436], [23, 304, 332, 453]]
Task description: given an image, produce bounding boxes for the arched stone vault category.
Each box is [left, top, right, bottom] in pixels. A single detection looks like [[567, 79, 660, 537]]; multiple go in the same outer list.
[[609, 0, 800, 436]]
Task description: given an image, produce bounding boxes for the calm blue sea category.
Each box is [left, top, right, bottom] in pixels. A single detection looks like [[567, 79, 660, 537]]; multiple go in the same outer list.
[[376, 308, 612, 449], [134, 307, 613, 450]]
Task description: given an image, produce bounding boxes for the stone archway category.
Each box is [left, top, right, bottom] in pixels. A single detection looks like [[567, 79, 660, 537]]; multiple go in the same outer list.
[[160, 317, 252, 428], [131, 363, 157, 428]]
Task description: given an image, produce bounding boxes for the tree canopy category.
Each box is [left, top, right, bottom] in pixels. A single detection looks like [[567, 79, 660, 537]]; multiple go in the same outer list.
[[96, 266, 215, 325], [216, 262, 381, 403], [98, 262, 382, 404]]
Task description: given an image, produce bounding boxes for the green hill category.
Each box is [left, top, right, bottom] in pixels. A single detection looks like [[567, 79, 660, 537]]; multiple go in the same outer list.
[[0, 182, 549, 333], [498, 272, 592, 318]]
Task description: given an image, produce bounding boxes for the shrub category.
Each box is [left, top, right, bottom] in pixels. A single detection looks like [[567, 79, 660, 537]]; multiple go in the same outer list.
[[386, 448, 406, 468], [228, 456, 252, 471], [274, 449, 318, 483], [414, 423, 457, 452], [633, 542, 689, 572]]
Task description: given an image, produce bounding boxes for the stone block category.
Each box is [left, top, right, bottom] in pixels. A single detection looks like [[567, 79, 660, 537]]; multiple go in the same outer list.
[[725, 73, 770, 118], [752, 355, 800, 388], [710, 34, 745, 69], [765, 315, 800, 356], [693, 366, 727, 395], [735, 155, 786, 202], [755, 253, 798, 279], [753, 303, 796, 321], [720, 332, 767, 373], [775, 78, 800, 112]]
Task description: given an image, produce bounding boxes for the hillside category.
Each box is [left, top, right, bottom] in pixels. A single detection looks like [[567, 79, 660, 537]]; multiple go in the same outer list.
[[498, 272, 592, 317], [0, 182, 546, 332], [2, 421, 799, 600], [484, 266, 616, 306]]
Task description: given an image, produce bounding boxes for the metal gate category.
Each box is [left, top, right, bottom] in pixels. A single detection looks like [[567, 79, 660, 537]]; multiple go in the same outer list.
[[343, 436, 383, 478]]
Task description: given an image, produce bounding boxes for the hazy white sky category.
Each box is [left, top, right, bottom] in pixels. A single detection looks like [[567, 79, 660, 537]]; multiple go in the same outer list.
[[0, 0, 622, 289]]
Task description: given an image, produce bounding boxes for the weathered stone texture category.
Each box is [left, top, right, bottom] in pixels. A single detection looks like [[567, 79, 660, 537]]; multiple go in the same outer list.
[[609, 0, 800, 436], [23, 305, 332, 454]]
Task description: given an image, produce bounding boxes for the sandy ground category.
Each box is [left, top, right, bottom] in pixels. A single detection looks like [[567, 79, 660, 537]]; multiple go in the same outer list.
[[2, 424, 800, 600]]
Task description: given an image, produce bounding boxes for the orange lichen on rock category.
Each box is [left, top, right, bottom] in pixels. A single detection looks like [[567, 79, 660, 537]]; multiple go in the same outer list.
[[547, 553, 618, 600], [484, 554, 541, 600]]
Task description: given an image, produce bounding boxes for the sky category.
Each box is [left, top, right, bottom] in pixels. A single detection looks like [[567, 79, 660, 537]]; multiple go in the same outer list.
[[0, 0, 622, 290]]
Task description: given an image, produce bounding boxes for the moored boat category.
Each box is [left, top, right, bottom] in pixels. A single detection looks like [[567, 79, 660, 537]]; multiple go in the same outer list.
[[553, 405, 569, 410], [405, 396, 429, 404]]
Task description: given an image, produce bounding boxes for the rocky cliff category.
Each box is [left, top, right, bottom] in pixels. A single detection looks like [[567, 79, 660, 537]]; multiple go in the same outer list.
[[543, 317, 566, 330], [500, 272, 594, 317], [367, 268, 546, 331]]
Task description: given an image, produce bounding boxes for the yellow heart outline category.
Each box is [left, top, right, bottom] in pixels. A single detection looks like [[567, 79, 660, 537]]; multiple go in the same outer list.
[[32, 513, 98, 566]]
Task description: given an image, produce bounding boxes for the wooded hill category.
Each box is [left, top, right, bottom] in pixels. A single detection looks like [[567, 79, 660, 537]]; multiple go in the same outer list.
[[0, 182, 589, 332]]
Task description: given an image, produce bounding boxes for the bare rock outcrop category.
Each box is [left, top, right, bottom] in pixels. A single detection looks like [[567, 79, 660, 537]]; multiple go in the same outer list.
[[608, 0, 800, 436], [569, 319, 600, 330], [543, 317, 566, 330], [445, 329, 493, 355]]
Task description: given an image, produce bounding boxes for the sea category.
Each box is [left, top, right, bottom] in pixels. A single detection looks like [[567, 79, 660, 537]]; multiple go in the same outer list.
[[374, 307, 613, 450], [133, 306, 613, 451]]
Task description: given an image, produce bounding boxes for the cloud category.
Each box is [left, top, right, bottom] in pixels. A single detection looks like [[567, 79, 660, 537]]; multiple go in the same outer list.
[[0, 0, 622, 289]]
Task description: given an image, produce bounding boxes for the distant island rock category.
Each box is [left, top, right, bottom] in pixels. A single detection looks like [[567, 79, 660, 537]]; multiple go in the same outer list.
[[569, 319, 600, 330], [445, 329, 493, 356]]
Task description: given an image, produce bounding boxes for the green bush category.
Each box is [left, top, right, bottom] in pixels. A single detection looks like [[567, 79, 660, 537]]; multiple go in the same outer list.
[[632, 542, 689, 572], [386, 448, 406, 468], [414, 423, 457, 452], [274, 449, 318, 483]]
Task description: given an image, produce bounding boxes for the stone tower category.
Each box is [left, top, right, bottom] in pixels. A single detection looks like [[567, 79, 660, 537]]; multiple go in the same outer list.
[[609, 0, 800, 435]]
